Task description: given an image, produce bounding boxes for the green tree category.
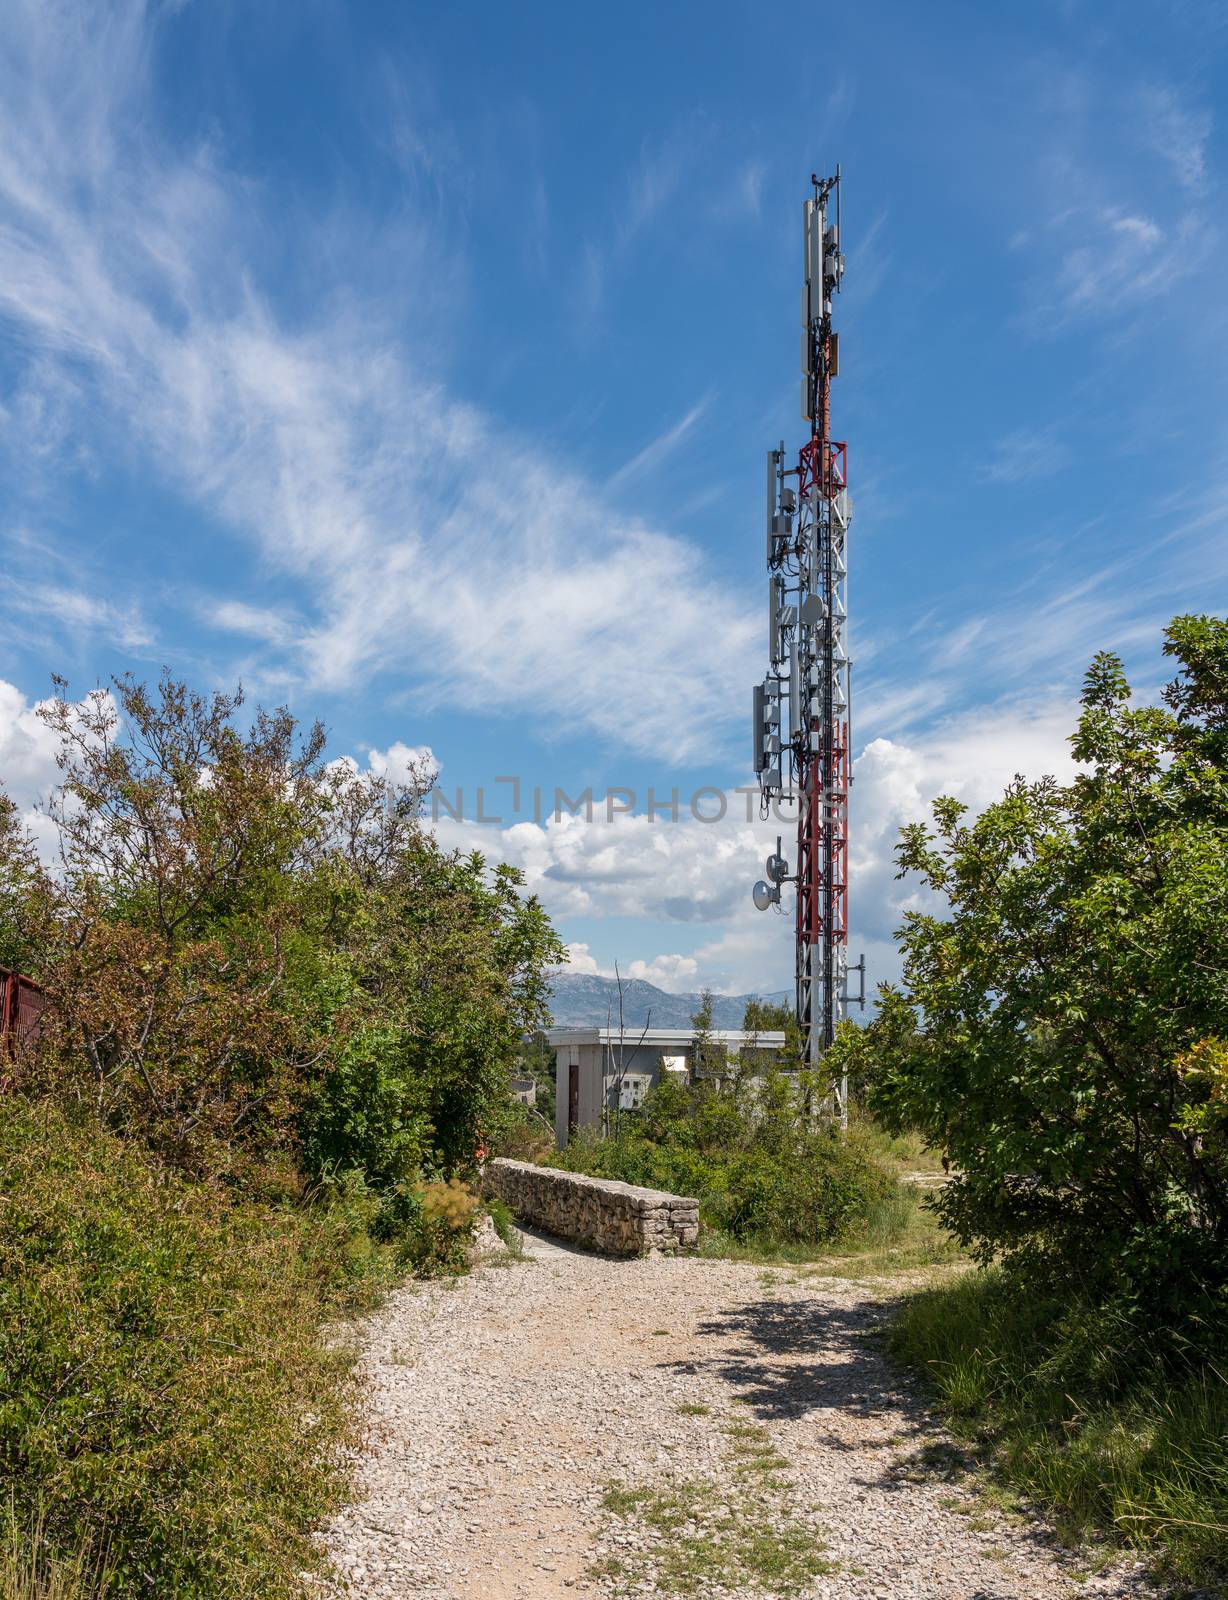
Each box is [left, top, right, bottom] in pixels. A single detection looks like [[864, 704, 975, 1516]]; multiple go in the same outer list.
[[741, 997, 793, 1032], [691, 988, 727, 1081], [864, 616, 1228, 1328], [0, 792, 54, 976]]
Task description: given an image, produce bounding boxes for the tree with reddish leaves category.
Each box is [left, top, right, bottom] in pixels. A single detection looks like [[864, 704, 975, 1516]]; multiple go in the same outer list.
[[0, 672, 562, 1194]]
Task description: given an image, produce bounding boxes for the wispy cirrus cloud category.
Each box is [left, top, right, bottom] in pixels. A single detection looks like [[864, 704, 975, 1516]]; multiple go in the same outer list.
[[576, 120, 710, 321], [619, 127, 698, 247], [606, 396, 713, 494], [0, 3, 755, 762], [1139, 83, 1213, 192], [1010, 77, 1217, 330], [980, 425, 1072, 484], [708, 160, 766, 225], [207, 600, 301, 649]]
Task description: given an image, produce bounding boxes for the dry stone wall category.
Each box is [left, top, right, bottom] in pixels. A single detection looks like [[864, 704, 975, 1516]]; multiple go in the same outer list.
[[483, 1159, 699, 1257]]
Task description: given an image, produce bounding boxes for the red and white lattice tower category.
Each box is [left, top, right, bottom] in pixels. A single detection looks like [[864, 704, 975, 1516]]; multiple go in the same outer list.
[[751, 170, 861, 1120]]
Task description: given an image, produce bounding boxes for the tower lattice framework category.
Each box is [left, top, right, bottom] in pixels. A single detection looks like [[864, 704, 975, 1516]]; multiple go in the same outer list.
[[752, 171, 857, 1117]]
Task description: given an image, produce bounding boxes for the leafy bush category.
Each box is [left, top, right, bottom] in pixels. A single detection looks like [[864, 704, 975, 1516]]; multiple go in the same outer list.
[[0, 1097, 392, 1598], [381, 1176, 481, 1275], [852, 616, 1228, 1335], [555, 1062, 895, 1251], [892, 1267, 1228, 1587], [2, 672, 561, 1219]]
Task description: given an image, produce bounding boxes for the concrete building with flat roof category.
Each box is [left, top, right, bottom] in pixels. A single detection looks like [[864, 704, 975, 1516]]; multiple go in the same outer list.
[[547, 1026, 787, 1149]]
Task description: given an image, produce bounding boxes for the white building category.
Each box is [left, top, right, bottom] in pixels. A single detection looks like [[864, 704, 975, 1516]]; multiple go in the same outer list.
[[548, 1026, 787, 1149]]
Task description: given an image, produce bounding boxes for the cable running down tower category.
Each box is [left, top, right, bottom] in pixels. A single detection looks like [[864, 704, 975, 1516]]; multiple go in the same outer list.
[[751, 170, 863, 1118]]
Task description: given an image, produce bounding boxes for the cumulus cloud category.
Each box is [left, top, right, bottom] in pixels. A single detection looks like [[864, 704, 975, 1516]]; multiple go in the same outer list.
[[0, 661, 1082, 996], [561, 942, 602, 976], [0, 680, 65, 811], [366, 741, 438, 788], [558, 943, 701, 992], [0, 677, 117, 860], [427, 696, 1082, 994]]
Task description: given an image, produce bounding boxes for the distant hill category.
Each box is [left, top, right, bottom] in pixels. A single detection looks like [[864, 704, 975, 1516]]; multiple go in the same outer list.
[[546, 972, 791, 1031]]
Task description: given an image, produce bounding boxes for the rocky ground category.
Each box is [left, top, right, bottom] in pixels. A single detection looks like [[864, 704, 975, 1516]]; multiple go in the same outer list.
[[320, 1229, 1169, 1600]]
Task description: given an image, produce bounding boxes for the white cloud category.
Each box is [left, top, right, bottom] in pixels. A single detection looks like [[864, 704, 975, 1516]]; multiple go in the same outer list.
[[10, 583, 152, 653], [561, 941, 601, 976], [1014, 76, 1217, 331], [366, 740, 438, 787], [606, 397, 712, 494], [620, 129, 695, 246], [708, 160, 765, 225], [557, 942, 701, 996], [981, 426, 1072, 485], [0, 680, 65, 811], [0, 678, 117, 859], [1139, 85, 1212, 192], [848, 696, 1080, 956], [428, 696, 1082, 994], [626, 952, 700, 989], [0, 4, 755, 763], [0, 665, 1084, 997], [208, 601, 299, 648]]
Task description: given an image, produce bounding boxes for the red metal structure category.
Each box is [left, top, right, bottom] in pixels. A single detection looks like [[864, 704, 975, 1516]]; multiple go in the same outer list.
[[752, 171, 863, 1118], [1, 965, 49, 1060]]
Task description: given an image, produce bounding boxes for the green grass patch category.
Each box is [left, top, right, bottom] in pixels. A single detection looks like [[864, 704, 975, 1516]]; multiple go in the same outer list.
[[596, 1477, 833, 1596], [844, 1107, 946, 1176], [595, 1414, 835, 1595], [890, 1265, 1228, 1589], [0, 1098, 397, 1598]]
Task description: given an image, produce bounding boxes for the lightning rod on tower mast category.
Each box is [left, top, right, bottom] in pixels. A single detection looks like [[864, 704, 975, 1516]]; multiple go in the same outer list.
[[750, 169, 864, 1124]]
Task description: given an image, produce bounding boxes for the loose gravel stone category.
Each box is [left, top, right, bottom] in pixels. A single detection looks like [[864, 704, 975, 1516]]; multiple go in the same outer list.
[[321, 1231, 1172, 1599]]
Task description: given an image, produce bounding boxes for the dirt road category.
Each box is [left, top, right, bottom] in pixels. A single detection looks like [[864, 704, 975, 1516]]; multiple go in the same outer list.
[[321, 1230, 1163, 1599]]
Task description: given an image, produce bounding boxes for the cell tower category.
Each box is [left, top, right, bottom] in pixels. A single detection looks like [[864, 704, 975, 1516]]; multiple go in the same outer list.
[[751, 170, 864, 1121]]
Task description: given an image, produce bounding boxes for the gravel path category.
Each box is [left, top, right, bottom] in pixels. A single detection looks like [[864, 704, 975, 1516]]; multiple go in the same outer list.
[[321, 1230, 1167, 1600]]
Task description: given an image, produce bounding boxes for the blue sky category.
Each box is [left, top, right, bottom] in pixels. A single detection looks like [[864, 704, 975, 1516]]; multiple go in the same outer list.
[[0, 0, 1225, 995]]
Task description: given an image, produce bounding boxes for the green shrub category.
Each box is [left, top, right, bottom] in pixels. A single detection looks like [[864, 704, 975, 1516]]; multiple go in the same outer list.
[[857, 616, 1228, 1335], [892, 1266, 1228, 1587], [4, 673, 561, 1210], [394, 1177, 480, 1275], [0, 1098, 391, 1598], [713, 1140, 891, 1244], [555, 1068, 895, 1252], [0, 669, 567, 1597]]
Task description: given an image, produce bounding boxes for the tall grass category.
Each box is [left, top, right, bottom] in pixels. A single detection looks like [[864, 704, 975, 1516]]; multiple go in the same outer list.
[[0, 1510, 111, 1600], [891, 1267, 1228, 1587]]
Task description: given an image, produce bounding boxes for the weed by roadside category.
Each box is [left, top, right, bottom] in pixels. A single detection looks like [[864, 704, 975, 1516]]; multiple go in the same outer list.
[[485, 1196, 525, 1257], [593, 1413, 835, 1596], [890, 1266, 1228, 1590]]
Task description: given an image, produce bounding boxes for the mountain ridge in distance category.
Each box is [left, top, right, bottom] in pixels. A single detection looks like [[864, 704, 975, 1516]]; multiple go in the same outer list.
[[546, 971, 791, 1031]]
